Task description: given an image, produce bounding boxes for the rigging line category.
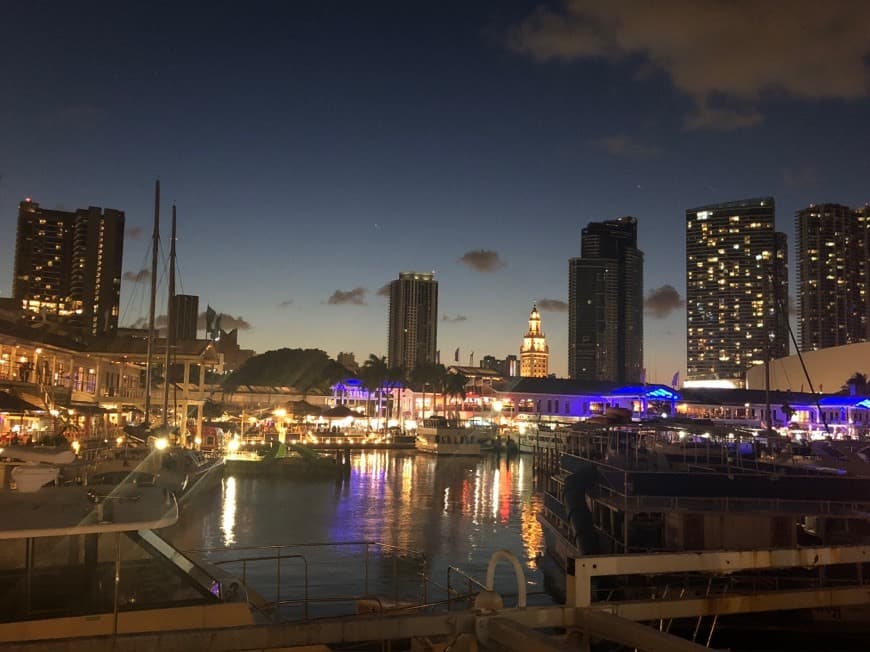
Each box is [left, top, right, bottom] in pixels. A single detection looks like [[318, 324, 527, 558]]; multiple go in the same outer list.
[[119, 242, 153, 326], [771, 275, 829, 434]]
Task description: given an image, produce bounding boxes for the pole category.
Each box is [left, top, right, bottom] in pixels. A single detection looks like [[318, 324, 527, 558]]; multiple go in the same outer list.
[[162, 206, 176, 433], [144, 180, 160, 427]]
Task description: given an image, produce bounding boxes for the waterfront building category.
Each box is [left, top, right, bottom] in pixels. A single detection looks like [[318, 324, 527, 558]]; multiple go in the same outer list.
[[519, 304, 549, 377], [13, 198, 125, 336], [796, 203, 868, 351], [568, 216, 643, 383], [686, 198, 788, 388], [387, 271, 438, 371], [172, 294, 199, 341], [0, 316, 220, 442]]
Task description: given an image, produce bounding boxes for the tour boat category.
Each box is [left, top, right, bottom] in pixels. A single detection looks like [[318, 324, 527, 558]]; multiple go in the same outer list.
[[415, 416, 494, 455]]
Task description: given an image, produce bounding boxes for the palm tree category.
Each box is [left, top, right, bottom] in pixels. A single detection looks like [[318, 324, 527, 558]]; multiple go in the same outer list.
[[844, 372, 868, 395], [411, 362, 444, 419], [362, 355, 389, 429], [444, 371, 468, 419], [387, 365, 407, 427]]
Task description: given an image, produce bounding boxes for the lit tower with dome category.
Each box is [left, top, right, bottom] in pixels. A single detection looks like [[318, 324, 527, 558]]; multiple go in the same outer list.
[[520, 303, 549, 377]]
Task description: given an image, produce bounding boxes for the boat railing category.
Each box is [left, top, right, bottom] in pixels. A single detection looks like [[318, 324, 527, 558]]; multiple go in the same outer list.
[[593, 483, 870, 516], [186, 540, 429, 620], [445, 565, 490, 610]]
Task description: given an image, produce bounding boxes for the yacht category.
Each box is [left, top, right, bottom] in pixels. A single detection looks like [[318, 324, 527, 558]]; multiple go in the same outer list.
[[0, 447, 254, 643], [536, 426, 870, 639], [415, 416, 493, 455]]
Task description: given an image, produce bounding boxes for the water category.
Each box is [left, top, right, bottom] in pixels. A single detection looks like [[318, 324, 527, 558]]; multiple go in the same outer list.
[[168, 451, 550, 615]]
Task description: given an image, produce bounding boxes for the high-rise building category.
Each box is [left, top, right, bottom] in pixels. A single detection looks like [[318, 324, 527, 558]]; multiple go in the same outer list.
[[686, 198, 788, 387], [172, 294, 199, 341], [854, 204, 870, 343], [519, 303, 549, 377], [569, 216, 643, 383], [795, 204, 868, 351], [13, 199, 124, 336], [387, 271, 438, 371]]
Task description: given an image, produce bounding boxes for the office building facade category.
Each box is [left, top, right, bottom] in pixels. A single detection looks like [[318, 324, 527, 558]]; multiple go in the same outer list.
[[387, 271, 438, 371], [568, 216, 643, 383], [13, 199, 124, 336], [686, 198, 788, 386], [520, 303, 549, 377]]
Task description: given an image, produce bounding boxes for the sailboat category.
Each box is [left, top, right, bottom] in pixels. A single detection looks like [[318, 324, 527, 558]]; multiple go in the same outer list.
[[90, 181, 224, 500]]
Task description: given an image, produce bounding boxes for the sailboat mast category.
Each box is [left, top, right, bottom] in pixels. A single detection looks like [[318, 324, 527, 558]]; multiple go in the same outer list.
[[162, 206, 177, 428], [144, 180, 160, 426]]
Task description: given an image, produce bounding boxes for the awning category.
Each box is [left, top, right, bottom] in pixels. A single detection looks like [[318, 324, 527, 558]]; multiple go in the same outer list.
[[0, 391, 44, 414], [68, 402, 107, 416]]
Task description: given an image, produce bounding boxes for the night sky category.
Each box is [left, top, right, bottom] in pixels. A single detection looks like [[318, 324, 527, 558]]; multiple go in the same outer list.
[[1, 1, 868, 380]]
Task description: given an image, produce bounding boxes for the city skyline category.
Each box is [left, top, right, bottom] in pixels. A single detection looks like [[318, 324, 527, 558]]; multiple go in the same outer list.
[[1, 2, 869, 380]]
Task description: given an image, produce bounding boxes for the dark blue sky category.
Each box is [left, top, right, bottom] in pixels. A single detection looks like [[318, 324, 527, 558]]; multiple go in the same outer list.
[[2, 1, 868, 379]]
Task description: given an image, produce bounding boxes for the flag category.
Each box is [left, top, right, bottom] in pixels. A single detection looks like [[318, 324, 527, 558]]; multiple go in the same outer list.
[[671, 371, 680, 388], [205, 305, 216, 336], [454, 347, 459, 362], [640, 368, 646, 385]]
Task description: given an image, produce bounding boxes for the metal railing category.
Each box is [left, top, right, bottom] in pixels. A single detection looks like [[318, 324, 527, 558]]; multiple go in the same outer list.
[[187, 540, 428, 621]]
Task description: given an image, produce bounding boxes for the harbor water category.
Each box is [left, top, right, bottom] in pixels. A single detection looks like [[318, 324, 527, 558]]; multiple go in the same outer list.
[[166, 450, 551, 617]]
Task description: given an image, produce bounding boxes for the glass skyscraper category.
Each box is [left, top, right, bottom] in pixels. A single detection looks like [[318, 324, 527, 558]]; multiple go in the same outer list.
[[568, 216, 643, 383]]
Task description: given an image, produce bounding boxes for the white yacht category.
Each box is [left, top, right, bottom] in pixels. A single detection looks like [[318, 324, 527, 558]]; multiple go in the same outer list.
[[415, 416, 493, 455], [0, 447, 254, 643]]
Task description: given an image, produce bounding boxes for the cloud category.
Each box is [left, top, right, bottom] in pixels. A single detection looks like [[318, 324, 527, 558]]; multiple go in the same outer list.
[[196, 312, 252, 331], [537, 298, 568, 312], [123, 269, 150, 283], [377, 283, 392, 297], [509, 1, 870, 129], [644, 284, 685, 318], [327, 287, 367, 306], [459, 249, 506, 272], [683, 105, 763, 131], [442, 314, 468, 323], [278, 299, 293, 308], [124, 312, 252, 332], [126, 226, 143, 239], [593, 134, 661, 159]]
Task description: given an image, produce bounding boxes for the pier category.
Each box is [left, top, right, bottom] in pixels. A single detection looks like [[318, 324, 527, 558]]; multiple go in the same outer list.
[[7, 544, 869, 651]]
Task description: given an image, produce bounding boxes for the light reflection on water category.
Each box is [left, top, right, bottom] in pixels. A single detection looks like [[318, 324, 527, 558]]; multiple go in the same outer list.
[[182, 451, 547, 605], [221, 475, 236, 547]]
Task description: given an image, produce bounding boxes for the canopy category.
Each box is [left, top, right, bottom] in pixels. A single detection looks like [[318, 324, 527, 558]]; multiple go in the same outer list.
[[322, 405, 355, 419], [0, 391, 44, 414], [286, 400, 322, 416]]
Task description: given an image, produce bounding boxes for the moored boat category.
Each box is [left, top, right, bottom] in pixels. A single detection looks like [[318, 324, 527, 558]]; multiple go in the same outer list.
[[415, 416, 493, 455], [536, 426, 870, 640]]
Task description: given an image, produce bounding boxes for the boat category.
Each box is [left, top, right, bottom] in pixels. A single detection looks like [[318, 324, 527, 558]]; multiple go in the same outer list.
[[516, 423, 571, 454], [224, 441, 346, 477], [87, 184, 223, 500], [536, 425, 870, 639], [0, 450, 256, 643], [415, 416, 494, 455]]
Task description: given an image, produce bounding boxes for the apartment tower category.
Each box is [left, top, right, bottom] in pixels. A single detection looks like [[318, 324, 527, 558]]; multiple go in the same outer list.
[[387, 271, 438, 371], [13, 199, 125, 336], [686, 198, 788, 386]]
